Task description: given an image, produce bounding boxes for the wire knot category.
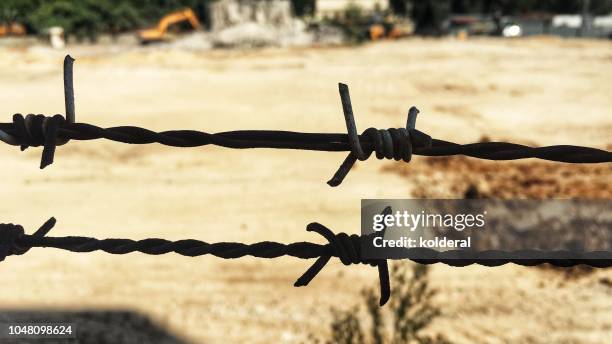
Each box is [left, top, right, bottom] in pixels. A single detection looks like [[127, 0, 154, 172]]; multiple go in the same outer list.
[[294, 222, 391, 306], [328, 83, 432, 186], [361, 127, 432, 162], [0, 224, 26, 262], [2, 54, 76, 169], [0, 218, 57, 262], [12, 114, 68, 169]]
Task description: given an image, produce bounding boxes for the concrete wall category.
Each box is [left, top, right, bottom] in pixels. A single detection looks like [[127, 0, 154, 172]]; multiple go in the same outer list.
[[208, 0, 293, 31]]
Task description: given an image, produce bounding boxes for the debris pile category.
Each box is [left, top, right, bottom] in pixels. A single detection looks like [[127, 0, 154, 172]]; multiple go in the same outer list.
[[208, 0, 315, 48]]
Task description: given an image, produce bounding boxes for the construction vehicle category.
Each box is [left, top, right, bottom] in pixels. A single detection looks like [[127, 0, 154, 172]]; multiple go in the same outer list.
[[137, 8, 201, 43], [0, 23, 26, 37], [369, 15, 414, 41]]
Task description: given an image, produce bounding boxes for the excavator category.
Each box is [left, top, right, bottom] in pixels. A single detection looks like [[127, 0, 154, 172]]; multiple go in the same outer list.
[[137, 8, 201, 44], [369, 15, 414, 41]]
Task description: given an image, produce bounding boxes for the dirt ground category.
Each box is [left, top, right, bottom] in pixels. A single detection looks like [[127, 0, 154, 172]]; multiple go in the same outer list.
[[0, 37, 610, 343]]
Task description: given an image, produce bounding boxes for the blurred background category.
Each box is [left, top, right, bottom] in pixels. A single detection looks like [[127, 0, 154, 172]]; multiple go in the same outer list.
[[1, 0, 612, 46], [0, 0, 610, 343]]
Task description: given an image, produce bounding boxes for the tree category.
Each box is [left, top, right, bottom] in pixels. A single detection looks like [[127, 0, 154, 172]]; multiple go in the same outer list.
[[292, 0, 315, 16], [28, 1, 102, 41], [5, 0, 216, 40], [390, 0, 412, 15], [412, 0, 451, 35]]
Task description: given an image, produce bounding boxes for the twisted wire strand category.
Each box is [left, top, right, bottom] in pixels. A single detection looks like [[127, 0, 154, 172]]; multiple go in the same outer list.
[[1, 216, 610, 306], [1, 115, 609, 186], [0, 55, 608, 186], [2, 121, 607, 158]]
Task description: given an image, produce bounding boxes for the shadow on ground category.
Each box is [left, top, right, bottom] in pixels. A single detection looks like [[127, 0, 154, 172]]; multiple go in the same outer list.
[[0, 309, 191, 344]]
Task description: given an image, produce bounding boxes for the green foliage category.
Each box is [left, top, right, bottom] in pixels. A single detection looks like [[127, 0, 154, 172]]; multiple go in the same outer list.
[[412, 0, 451, 35], [292, 0, 315, 16], [316, 263, 451, 344], [1, 0, 215, 40], [390, 0, 411, 16], [323, 4, 370, 44], [341, 4, 370, 43], [0, 0, 40, 25], [29, 1, 100, 41], [108, 2, 143, 33], [2, 0, 611, 40]]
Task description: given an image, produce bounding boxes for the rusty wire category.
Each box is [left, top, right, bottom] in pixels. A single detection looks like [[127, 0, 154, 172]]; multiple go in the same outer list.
[[0, 56, 609, 186]]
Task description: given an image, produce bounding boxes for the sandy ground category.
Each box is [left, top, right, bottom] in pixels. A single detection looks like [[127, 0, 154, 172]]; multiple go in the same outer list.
[[0, 37, 610, 343]]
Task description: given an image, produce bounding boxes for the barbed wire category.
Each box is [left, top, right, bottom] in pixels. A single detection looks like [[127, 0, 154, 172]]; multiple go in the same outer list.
[[1, 215, 610, 306], [1, 56, 610, 307], [0, 56, 609, 186]]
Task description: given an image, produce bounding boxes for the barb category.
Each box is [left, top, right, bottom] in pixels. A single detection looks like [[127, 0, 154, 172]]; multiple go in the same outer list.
[[1, 216, 610, 306], [0, 56, 76, 168], [63, 55, 76, 124], [0, 56, 610, 185]]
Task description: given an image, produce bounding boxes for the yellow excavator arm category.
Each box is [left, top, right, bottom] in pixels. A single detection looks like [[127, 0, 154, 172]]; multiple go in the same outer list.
[[138, 8, 201, 43]]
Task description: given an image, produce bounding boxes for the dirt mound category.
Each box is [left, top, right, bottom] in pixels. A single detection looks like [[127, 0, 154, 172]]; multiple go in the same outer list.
[[383, 156, 611, 199]]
